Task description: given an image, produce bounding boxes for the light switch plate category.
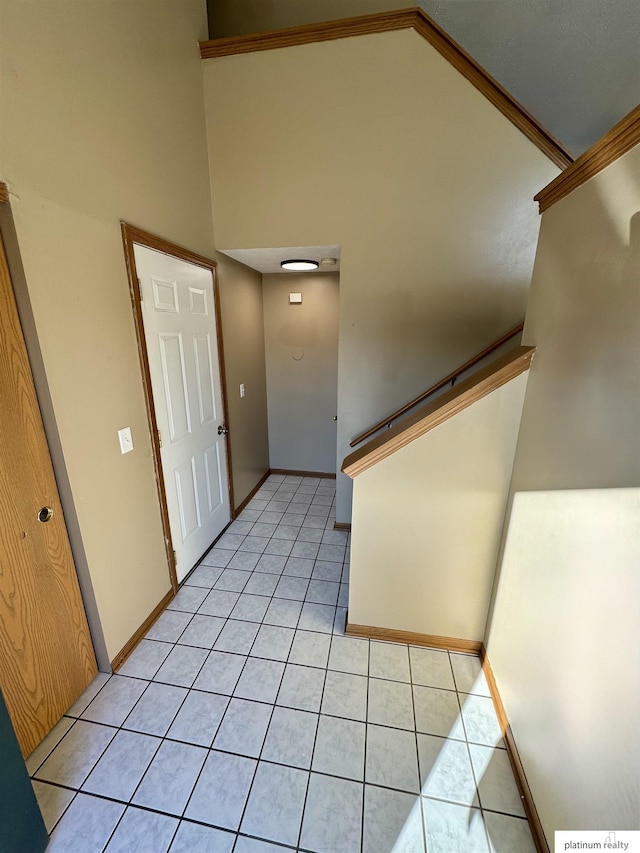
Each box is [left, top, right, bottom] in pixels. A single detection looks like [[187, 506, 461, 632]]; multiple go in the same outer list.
[[240, 383, 245, 398], [118, 426, 134, 454]]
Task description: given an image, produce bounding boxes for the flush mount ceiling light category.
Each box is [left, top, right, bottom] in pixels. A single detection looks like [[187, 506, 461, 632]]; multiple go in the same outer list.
[[280, 259, 319, 272]]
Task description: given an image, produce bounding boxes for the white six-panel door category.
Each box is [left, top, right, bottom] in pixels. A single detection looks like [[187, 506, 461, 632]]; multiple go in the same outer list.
[[134, 244, 230, 582]]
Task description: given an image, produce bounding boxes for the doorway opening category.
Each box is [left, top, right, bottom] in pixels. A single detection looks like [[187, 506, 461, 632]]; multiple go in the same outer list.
[[218, 245, 341, 479]]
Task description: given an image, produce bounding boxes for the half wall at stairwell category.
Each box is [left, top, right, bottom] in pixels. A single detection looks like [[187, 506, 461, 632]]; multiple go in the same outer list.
[[346, 358, 530, 643]]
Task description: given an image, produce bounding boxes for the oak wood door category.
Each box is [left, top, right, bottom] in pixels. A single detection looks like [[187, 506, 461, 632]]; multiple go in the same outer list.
[[0, 234, 97, 758], [134, 244, 231, 582]]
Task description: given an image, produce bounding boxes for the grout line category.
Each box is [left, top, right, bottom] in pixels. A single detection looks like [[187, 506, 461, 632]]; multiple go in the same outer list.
[[164, 817, 181, 852], [35, 476, 332, 844], [98, 794, 131, 852], [198, 474, 336, 844], [43, 768, 531, 853], [27, 714, 81, 778], [408, 642, 428, 849], [295, 615, 332, 851], [359, 632, 373, 852], [37, 475, 527, 850]]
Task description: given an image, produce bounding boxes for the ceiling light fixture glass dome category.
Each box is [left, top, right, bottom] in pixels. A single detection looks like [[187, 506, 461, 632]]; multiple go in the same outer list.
[[280, 259, 319, 271]]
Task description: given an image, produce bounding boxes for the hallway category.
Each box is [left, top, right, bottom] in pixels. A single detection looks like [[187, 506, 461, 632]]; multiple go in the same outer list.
[[29, 474, 536, 852]]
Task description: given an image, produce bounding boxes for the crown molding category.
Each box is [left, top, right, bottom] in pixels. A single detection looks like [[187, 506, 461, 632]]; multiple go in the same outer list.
[[200, 8, 417, 59], [200, 8, 573, 170]]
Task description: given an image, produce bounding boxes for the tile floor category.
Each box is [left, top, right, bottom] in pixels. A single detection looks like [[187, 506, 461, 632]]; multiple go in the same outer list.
[[29, 474, 537, 852]]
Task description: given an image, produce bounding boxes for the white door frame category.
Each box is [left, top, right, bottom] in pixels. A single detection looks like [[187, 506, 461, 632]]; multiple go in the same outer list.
[[121, 222, 234, 592]]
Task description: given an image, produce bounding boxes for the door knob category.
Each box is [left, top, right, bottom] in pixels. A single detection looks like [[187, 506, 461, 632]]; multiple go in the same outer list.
[[217, 425, 229, 435], [37, 506, 54, 523]]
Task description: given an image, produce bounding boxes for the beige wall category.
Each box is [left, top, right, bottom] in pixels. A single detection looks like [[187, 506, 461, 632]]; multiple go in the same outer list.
[[489, 489, 640, 836], [486, 145, 640, 838], [217, 253, 270, 506], [202, 29, 560, 523], [263, 272, 339, 473], [349, 372, 528, 640], [0, 0, 215, 661]]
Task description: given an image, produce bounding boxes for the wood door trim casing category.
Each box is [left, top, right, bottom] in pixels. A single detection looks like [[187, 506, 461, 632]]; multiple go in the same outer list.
[[199, 8, 572, 170], [120, 223, 235, 593], [0, 182, 9, 204], [534, 104, 640, 213]]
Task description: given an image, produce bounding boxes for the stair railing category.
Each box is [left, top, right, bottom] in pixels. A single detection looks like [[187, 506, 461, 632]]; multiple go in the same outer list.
[[349, 322, 524, 448]]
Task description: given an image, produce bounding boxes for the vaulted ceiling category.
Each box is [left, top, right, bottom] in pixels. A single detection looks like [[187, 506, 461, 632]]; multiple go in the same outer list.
[[207, 0, 640, 158]]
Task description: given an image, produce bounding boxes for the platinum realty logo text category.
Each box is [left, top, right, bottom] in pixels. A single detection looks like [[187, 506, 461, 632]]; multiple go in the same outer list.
[[555, 832, 640, 851]]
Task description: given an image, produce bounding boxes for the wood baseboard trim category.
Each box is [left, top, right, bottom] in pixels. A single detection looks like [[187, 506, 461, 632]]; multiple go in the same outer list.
[[480, 647, 549, 853], [269, 468, 336, 480], [200, 9, 571, 170], [334, 522, 351, 531], [345, 621, 482, 653], [110, 589, 174, 672], [535, 104, 640, 213], [234, 470, 270, 516], [0, 182, 9, 204]]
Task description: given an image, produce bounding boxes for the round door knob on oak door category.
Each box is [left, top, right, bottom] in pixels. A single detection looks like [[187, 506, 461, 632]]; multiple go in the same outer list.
[[217, 425, 229, 435]]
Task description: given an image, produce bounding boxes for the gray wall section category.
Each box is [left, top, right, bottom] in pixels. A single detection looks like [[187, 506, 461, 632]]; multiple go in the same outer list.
[[263, 272, 339, 474], [217, 253, 270, 508]]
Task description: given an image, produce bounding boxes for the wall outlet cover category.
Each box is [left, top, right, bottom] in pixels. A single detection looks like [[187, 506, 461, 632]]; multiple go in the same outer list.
[[118, 426, 134, 454]]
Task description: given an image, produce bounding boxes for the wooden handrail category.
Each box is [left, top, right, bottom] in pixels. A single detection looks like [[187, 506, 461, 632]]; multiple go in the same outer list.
[[349, 322, 524, 448], [343, 346, 535, 478]]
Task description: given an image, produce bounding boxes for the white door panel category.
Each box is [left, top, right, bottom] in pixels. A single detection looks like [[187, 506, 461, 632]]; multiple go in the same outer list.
[[188, 286, 208, 315], [153, 277, 179, 312], [175, 457, 200, 540], [159, 333, 191, 442], [134, 244, 230, 582], [204, 443, 224, 514], [194, 334, 216, 425]]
